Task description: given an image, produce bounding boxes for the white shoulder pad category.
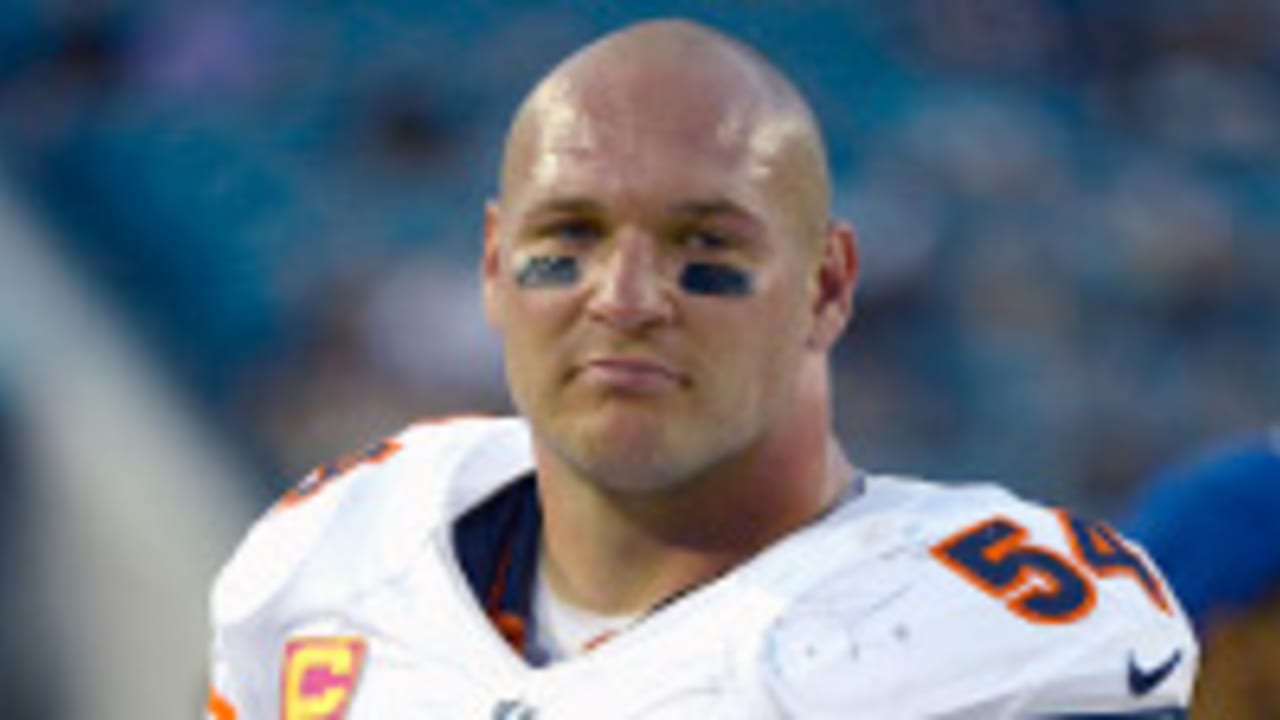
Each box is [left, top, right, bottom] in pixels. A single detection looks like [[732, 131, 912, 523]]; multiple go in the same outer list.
[[210, 416, 532, 628], [763, 478, 1197, 718]]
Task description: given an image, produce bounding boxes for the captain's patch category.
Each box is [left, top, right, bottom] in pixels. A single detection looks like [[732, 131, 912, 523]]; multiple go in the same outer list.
[[282, 636, 366, 720]]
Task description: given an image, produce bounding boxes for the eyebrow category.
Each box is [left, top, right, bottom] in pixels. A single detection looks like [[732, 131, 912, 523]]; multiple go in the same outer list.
[[668, 198, 765, 233], [669, 198, 755, 220], [519, 196, 764, 234], [523, 197, 604, 219]]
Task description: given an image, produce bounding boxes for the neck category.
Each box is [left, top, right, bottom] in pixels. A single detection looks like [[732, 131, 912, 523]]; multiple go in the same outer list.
[[536, 362, 853, 615]]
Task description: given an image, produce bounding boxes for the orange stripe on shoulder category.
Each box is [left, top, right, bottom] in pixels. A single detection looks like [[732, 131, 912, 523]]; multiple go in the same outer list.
[[207, 686, 237, 720], [273, 437, 404, 512]]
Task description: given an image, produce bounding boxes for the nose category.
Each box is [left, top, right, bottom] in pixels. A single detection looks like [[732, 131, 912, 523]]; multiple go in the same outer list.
[[585, 230, 674, 332]]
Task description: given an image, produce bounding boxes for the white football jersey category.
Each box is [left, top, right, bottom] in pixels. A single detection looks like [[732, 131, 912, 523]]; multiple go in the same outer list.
[[208, 417, 1197, 719]]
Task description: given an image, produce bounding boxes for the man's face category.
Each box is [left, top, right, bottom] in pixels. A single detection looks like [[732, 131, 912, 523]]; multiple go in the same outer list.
[[483, 78, 826, 493]]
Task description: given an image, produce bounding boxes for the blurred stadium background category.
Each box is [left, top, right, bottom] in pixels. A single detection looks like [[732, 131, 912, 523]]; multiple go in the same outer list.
[[0, 1, 1276, 717]]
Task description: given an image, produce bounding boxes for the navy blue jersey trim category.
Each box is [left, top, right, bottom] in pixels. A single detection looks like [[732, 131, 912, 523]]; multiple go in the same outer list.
[[452, 473, 541, 627]]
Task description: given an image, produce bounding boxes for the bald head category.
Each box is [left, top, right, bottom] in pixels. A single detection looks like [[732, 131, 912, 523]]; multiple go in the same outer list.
[[498, 19, 831, 245], [482, 21, 860, 503]]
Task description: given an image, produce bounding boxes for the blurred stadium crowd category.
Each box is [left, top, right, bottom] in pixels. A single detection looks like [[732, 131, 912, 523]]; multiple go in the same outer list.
[[6, 0, 1280, 501], [0, 1, 1278, 717]]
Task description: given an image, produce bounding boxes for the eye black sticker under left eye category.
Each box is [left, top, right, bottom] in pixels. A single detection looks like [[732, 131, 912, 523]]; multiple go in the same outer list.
[[516, 256, 580, 288], [680, 263, 753, 297]]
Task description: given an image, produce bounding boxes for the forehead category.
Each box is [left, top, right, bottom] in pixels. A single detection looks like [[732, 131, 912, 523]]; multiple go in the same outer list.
[[507, 72, 791, 212]]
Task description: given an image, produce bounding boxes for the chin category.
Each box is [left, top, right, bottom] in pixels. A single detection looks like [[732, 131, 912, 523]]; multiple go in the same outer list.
[[579, 457, 694, 495], [533, 394, 746, 492], [564, 422, 698, 494]]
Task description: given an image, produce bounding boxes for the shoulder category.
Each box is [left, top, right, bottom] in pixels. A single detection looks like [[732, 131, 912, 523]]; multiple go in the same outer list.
[[210, 415, 533, 628], [761, 476, 1198, 717]]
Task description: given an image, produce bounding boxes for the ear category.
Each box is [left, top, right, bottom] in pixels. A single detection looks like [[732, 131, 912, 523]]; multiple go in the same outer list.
[[481, 200, 505, 330], [807, 220, 859, 351]]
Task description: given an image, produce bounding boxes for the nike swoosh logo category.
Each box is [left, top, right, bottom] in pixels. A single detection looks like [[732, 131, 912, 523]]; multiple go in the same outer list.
[[1128, 649, 1183, 697]]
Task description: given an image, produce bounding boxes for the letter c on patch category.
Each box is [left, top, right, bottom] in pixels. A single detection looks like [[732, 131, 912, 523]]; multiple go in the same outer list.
[[283, 636, 366, 720]]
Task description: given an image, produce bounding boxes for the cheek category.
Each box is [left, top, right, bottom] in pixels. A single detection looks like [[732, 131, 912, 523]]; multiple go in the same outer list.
[[752, 267, 814, 343], [498, 285, 575, 369], [749, 277, 817, 381], [690, 290, 806, 386]]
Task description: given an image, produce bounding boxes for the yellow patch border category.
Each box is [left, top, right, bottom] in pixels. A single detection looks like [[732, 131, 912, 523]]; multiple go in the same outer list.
[[281, 636, 367, 720]]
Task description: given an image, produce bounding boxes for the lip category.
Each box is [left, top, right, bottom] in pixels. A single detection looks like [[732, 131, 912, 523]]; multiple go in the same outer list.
[[578, 356, 688, 393]]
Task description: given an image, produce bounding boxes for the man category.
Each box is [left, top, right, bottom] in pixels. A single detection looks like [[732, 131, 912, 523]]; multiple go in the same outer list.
[[1126, 429, 1280, 719], [209, 20, 1196, 718]]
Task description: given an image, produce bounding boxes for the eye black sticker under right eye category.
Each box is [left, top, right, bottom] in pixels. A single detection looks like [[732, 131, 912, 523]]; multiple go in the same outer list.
[[515, 255, 580, 289], [679, 262, 754, 297]]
